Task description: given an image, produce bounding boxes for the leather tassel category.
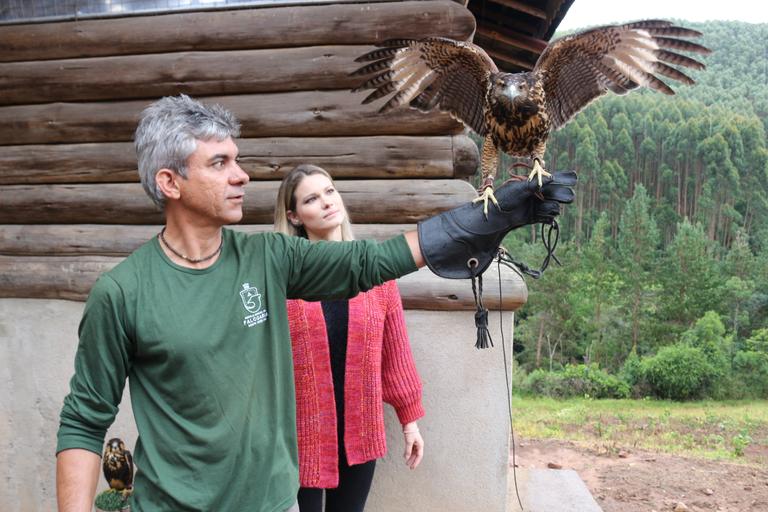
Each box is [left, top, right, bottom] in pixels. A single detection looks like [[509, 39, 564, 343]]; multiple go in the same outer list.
[[474, 307, 493, 349], [471, 274, 493, 349]]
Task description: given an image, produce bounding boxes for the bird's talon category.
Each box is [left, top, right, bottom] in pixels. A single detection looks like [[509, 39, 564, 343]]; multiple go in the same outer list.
[[527, 161, 552, 189], [472, 187, 499, 219]]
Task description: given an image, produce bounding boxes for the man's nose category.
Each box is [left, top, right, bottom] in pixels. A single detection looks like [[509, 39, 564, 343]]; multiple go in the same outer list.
[[231, 163, 250, 185]]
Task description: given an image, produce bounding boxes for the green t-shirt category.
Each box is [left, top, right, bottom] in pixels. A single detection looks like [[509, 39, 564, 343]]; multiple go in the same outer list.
[[57, 228, 417, 511]]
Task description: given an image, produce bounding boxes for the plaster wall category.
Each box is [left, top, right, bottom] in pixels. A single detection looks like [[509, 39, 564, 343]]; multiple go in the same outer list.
[[0, 299, 513, 511]]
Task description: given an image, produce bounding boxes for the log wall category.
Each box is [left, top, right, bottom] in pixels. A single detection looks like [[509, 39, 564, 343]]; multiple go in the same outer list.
[[0, 0, 528, 312]]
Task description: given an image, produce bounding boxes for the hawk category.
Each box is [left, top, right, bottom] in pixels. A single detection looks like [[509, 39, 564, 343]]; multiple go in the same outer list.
[[351, 20, 710, 214], [102, 438, 134, 495]]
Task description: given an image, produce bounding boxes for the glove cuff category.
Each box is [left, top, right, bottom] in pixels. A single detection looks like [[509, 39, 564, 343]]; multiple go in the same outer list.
[[417, 205, 501, 279]]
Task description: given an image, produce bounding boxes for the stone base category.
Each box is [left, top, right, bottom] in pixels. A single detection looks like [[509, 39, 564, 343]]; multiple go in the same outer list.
[[509, 468, 603, 512]]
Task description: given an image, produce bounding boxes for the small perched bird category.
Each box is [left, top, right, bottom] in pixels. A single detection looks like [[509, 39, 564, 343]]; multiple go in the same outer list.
[[351, 20, 710, 214], [102, 438, 134, 494]]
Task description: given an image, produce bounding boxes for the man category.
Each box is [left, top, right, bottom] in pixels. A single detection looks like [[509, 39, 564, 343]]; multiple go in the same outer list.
[[56, 94, 574, 511]]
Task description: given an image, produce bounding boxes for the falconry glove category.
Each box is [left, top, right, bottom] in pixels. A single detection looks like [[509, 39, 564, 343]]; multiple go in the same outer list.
[[418, 170, 577, 280]]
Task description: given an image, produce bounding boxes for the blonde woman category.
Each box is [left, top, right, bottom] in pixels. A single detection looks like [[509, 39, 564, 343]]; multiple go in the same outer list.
[[275, 164, 425, 512]]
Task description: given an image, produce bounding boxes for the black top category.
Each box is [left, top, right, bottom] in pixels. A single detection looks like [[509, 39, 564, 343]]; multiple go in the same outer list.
[[321, 299, 350, 438]]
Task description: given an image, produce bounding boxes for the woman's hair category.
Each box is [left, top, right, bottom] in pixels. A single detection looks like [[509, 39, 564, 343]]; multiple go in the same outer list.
[[134, 94, 241, 208], [274, 164, 354, 241]]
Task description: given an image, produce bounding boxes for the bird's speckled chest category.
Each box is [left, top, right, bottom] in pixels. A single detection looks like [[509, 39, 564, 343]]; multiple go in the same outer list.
[[486, 82, 551, 158]]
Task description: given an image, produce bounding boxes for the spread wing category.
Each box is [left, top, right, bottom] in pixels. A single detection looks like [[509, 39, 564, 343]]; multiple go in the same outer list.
[[350, 38, 497, 136], [537, 20, 711, 129]]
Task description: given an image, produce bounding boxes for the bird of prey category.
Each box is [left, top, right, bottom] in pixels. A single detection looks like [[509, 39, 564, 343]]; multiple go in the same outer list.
[[102, 438, 134, 495], [351, 20, 710, 214]]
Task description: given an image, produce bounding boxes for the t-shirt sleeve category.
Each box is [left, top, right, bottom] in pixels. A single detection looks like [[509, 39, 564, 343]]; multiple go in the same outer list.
[[56, 274, 133, 455], [280, 233, 418, 301]]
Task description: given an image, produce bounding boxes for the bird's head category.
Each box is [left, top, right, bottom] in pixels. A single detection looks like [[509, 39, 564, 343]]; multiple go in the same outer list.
[[489, 72, 541, 119], [491, 73, 535, 106], [494, 74, 529, 97], [103, 438, 126, 466]]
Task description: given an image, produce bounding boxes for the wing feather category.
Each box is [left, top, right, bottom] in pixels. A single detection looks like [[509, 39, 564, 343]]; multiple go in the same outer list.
[[536, 20, 710, 129], [351, 37, 497, 135]]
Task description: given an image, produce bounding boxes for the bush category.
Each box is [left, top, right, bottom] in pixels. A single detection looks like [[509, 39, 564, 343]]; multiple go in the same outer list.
[[642, 344, 715, 400], [619, 349, 652, 398], [559, 364, 630, 398], [732, 350, 768, 398], [680, 311, 730, 389], [521, 364, 630, 399], [522, 368, 563, 396]]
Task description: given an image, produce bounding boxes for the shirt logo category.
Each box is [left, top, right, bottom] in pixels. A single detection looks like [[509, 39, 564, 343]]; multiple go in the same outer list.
[[239, 283, 268, 327]]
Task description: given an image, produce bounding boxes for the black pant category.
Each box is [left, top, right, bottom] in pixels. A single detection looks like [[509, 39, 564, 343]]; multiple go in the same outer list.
[[297, 458, 376, 512]]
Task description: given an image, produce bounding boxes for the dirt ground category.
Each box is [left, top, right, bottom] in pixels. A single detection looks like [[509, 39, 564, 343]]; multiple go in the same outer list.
[[513, 438, 768, 512]]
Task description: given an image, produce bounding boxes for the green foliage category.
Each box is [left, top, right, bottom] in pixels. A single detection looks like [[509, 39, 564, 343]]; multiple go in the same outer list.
[[680, 311, 730, 374], [642, 345, 715, 400], [94, 490, 130, 511], [508, 21, 768, 400], [521, 365, 630, 399], [732, 351, 768, 398], [731, 432, 752, 457], [746, 328, 768, 353]]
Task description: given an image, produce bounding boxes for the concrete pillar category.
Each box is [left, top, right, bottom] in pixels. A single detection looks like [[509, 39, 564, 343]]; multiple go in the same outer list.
[[368, 310, 514, 512], [0, 299, 515, 511], [0, 299, 137, 512]]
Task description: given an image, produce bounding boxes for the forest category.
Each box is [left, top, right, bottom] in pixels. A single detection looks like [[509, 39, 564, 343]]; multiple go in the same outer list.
[[494, 20, 768, 400]]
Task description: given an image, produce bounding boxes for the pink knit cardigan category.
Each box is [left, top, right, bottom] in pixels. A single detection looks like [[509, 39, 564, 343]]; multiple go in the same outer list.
[[287, 280, 424, 488]]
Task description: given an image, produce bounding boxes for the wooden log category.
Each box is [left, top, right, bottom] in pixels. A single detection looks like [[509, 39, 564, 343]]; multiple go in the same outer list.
[[475, 25, 548, 54], [0, 135, 478, 184], [0, 91, 462, 145], [0, 255, 117, 302], [0, 180, 476, 224], [398, 266, 527, 311], [0, 257, 526, 311], [0, 224, 416, 256], [0, 46, 379, 106], [490, 0, 548, 19], [481, 44, 537, 71], [0, 1, 474, 62]]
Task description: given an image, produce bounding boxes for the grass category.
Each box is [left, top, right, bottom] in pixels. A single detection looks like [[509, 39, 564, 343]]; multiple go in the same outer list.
[[511, 396, 768, 463]]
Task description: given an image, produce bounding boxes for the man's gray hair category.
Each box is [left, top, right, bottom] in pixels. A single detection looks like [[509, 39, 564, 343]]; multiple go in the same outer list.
[[134, 94, 241, 208]]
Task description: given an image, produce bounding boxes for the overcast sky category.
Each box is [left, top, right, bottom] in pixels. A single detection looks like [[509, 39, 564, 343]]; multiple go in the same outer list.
[[558, 0, 768, 30]]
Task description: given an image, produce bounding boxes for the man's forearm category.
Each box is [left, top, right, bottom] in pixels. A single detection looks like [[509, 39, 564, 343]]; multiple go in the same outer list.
[[404, 230, 425, 268], [57, 448, 101, 512]]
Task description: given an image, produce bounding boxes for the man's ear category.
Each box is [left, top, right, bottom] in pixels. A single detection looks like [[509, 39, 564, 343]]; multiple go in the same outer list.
[[155, 168, 182, 201]]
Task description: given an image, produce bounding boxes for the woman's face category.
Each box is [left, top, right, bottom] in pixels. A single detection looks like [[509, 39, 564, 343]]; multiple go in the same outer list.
[[288, 173, 347, 241]]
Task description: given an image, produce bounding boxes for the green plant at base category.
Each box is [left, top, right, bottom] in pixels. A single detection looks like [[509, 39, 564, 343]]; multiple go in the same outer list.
[[95, 489, 130, 511], [731, 432, 752, 457]]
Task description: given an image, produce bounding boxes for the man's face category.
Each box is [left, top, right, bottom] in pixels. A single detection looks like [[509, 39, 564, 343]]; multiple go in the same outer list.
[[176, 137, 249, 226]]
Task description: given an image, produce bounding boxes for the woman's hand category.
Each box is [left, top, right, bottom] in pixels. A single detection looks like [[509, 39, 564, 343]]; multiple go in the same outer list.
[[402, 421, 424, 470]]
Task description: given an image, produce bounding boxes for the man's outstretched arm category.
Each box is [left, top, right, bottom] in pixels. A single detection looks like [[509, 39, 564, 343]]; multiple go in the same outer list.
[[57, 448, 101, 512], [404, 230, 425, 269]]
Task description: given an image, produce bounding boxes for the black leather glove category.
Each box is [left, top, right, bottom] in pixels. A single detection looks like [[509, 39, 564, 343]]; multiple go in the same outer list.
[[417, 171, 577, 279]]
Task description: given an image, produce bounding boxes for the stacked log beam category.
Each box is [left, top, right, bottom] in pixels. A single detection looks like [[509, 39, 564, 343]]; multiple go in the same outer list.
[[0, 2, 475, 62], [0, 136, 478, 184], [0, 180, 476, 224], [0, 254, 526, 310]]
